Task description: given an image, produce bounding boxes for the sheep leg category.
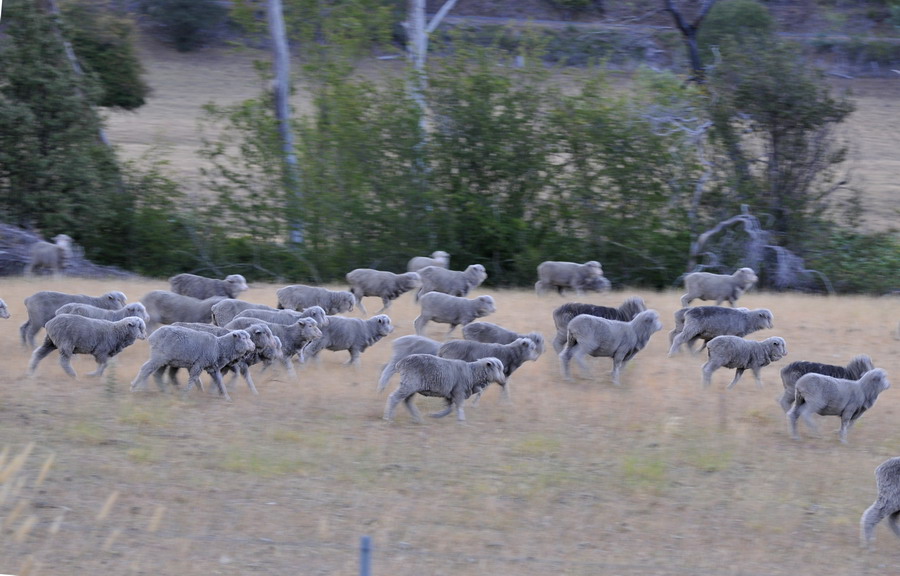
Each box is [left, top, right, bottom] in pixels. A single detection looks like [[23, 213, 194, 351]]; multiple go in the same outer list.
[[839, 418, 853, 443], [786, 406, 801, 439], [701, 360, 720, 388], [452, 390, 467, 421], [346, 348, 361, 367], [778, 389, 795, 413], [861, 501, 888, 548], [751, 367, 764, 388], [726, 368, 745, 389], [446, 323, 459, 337], [430, 400, 454, 418], [182, 366, 205, 396], [19, 321, 32, 347], [552, 331, 567, 355], [377, 362, 396, 393], [27, 341, 57, 375], [559, 346, 575, 380], [797, 404, 820, 437], [209, 369, 231, 401], [239, 365, 259, 395], [376, 298, 391, 315], [87, 355, 110, 377], [413, 315, 428, 336], [667, 335, 684, 357], [383, 392, 402, 421], [132, 361, 163, 392], [403, 395, 423, 423], [610, 359, 623, 386], [887, 510, 900, 539], [355, 295, 368, 316]]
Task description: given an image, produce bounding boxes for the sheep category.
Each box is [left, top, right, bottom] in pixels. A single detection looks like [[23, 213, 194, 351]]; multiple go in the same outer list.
[[276, 284, 355, 315], [0, 298, 10, 319], [680, 267, 758, 307], [169, 273, 249, 300], [233, 305, 329, 328], [131, 326, 256, 401], [407, 250, 450, 272], [787, 368, 890, 444], [462, 321, 546, 356], [415, 264, 487, 301], [210, 299, 278, 326], [560, 309, 662, 385], [140, 290, 227, 331], [668, 306, 774, 356], [170, 321, 281, 395], [551, 297, 647, 354], [376, 335, 442, 393], [383, 355, 507, 423], [778, 354, 876, 413], [301, 314, 394, 366], [55, 302, 150, 324], [414, 293, 496, 337], [345, 268, 422, 315], [700, 335, 787, 389], [534, 260, 605, 296], [224, 316, 323, 368], [860, 457, 900, 549], [25, 234, 73, 276], [20, 290, 128, 347], [438, 337, 541, 402], [28, 315, 147, 378]]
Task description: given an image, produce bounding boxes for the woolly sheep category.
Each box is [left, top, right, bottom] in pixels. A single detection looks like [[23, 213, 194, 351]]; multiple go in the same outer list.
[[210, 299, 278, 326], [778, 354, 875, 413], [376, 335, 441, 393], [25, 234, 73, 276], [551, 297, 647, 354], [55, 302, 150, 324], [416, 264, 487, 301], [383, 355, 507, 423], [0, 298, 9, 319], [20, 290, 128, 347], [462, 321, 546, 356], [224, 316, 323, 368], [28, 315, 147, 378], [407, 250, 450, 272], [680, 267, 758, 307], [170, 321, 281, 395], [860, 457, 900, 549], [140, 290, 227, 331], [169, 273, 249, 300], [345, 268, 422, 315], [234, 305, 329, 328], [701, 335, 787, 389], [131, 326, 255, 400], [414, 293, 496, 337], [276, 284, 355, 315], [534, 260, 605, 296], [439, 337, 541, 402], [788, 368, 890, 443], [560, 309, 662, 385], [301, 314, 394, 366], [668, 306, 774, 356]]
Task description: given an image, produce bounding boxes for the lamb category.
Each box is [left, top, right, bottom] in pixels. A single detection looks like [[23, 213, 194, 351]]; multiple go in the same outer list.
[[668, 306, 774, 356], [560, 309, 662, 385], [439, 337, 541, 401], [55, 302, 150, 324], [376, 335, 442, 393], [700, 335, 787, 388], [551, 297, 647, 354], [787, 368, 890, 443], [534, 260, 605, 296], [25, 234, 73, 276], [170, 321, 281, 395], [383, 355, 507, 423], [224, 316, 323, 367], [0, 298, 9, 319], [169, 273, 249, 300], [860, 457, 900, 549], [414, 293, 496, 337], [131, 326, 256, 401], [276, 284, 355, 315], [28, 315, 147, 378], [778, 354, 875, 413], [233, 305, 329, 328], [462, 321, 546, 356], [140, 290, 227, 331], [20, 290, 128, 347], [301, 314, 393, 366], [407, 250, 450, 272], [680, 267, 758, 307], [210, 299, 278, 326], [415, 264, 487, 301], [345, 268, 422, 315]]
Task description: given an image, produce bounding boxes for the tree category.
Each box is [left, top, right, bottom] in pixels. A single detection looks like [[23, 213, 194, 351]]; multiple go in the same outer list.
[[664, 0, 717, 82]]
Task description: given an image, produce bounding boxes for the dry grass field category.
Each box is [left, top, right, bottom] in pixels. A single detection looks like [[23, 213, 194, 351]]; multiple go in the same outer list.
[[1, 276, 899, 575]]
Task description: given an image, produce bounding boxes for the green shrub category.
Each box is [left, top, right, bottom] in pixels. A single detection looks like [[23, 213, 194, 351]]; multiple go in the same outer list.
[[138, 0, 227, 52]]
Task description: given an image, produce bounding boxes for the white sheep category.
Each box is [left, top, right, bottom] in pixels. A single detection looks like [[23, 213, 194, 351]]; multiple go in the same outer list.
[[234, 305, 329, 327], [414, 293, 496, 337], [0, 298, 10, 319], [225, 316, 323, 369], [55, 302, 150, 324], [28, 315, 147, 378], [861, 457, 900, 549], [534, 260, 605, 296], [276, 284, 355, 315], [301, 314, 394, 366], [383, 355, 507, 423], [169, 273, 249, 300], [680, 267, 758, 307], [462, 321, 546, 356], [701, 335, 787, 388], [25, 234, 73, 276], [376, 335, 442, 393], [20, 290, 128, 347], [787, 368, 890, 443], [407, 251, 450, 272], [140, 290, 227, 331], [345, 268, 422, 315], [438, 337, 541, 402], [778, 355, 875, 413], [131, 326, 256, 400], [415, 264, 487, 301], [668, 306, 773, 356], [560, 309, 662, 385], [551, 297, 647, 354]]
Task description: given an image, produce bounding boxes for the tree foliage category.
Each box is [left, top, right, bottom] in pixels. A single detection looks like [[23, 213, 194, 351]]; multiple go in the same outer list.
[[138, 0, 228, 52]]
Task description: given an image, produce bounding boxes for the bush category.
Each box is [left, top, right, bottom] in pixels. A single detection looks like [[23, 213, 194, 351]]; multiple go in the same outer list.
[[138, 0, 227, 52]]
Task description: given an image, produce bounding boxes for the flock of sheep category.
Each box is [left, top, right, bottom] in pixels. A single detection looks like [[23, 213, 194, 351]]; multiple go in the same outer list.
[[4, 250, 897, 549]]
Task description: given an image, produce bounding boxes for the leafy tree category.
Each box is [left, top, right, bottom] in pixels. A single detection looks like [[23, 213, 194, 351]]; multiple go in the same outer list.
[[138, 0, 228, 52]]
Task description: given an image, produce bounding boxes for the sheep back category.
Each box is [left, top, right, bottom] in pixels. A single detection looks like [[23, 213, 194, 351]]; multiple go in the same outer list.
[[276, 285, 355, 315], [303, 314, 394, 365], [414, 293, 496, 336], [551, 297, 647, 353], [416, 264, 487, 300], [681, 267, 758, 307], [407, 251, 450, 272], [535, 260, 604, 296], [778, 354, 875, 412], [21, 290, 128, 347], [169, 273, 249, 300], [141, 290, 227, 329], [29, 314, 147, 377]]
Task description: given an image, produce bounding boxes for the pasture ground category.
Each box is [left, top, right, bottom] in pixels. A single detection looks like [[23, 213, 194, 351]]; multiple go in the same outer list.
[[1, 276, 899, 575]]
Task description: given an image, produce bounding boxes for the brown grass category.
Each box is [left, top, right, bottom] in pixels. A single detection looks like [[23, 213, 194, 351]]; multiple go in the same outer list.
[[1, 277, 899, 574]]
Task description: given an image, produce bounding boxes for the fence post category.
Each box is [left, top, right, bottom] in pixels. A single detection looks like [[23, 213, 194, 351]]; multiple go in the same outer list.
[[360, 535, 372, 576]]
